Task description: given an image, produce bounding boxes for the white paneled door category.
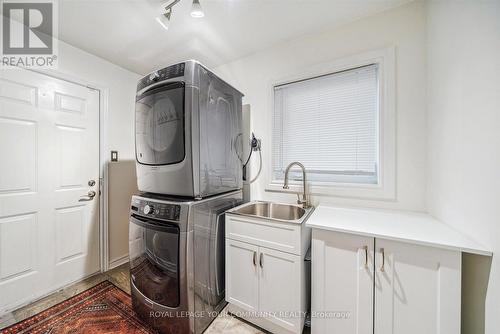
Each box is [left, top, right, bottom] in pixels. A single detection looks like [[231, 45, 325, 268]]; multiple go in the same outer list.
[[0, 68, 100, 312]]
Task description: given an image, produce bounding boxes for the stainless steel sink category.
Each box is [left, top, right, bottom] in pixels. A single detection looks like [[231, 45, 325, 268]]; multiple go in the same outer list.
[[227, 201, 313, 223]]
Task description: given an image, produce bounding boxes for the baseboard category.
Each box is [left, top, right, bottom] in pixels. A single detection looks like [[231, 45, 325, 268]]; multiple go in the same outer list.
[[0, 269, 100, 316], [108, 254, 129, 270]]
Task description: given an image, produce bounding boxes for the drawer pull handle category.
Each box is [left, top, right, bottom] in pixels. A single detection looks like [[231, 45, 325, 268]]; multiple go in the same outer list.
[[380, 248, 385, 272], [253, 251, 257, 266], [363, 246, 368, 268], [259, 253, 263, 268]]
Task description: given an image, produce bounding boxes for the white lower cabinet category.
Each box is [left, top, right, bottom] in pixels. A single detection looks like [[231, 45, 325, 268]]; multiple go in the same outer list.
[[226, 239, 259, 311], [311, 230, 374, 334], [259, 247, 302, 332], [311, 229, 461, 334], [374, 238, 461, 334], [225, 213, 310, 334]]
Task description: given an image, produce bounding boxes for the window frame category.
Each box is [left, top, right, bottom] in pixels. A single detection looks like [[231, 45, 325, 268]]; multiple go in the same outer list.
[[265, 47, 396, 200], [272, 63, 380, 185]]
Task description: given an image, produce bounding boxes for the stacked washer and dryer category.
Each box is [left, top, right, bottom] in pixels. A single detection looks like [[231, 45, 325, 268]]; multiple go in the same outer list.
[[129, 60, 245, 334]]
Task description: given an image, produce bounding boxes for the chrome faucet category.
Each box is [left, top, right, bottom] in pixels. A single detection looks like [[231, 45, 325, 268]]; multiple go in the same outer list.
[[283, 161, 310, 208]]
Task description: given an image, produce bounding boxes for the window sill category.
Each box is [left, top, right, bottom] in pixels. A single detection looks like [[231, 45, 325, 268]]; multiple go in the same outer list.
[[265, 180, 396, 201]]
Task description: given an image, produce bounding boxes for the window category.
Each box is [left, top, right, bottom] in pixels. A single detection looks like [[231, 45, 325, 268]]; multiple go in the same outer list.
[[272, 64, 379, 185]]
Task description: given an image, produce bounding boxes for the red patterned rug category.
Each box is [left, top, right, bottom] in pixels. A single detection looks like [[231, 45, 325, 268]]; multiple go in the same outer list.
[[0, 281, 157, 334]]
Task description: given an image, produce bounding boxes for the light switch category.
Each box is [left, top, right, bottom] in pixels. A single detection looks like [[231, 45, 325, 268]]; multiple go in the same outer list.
[[111, 150, 118, 162]]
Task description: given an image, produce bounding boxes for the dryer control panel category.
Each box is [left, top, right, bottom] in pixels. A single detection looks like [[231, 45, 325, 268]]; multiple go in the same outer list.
[[137, 62, 185, 92]]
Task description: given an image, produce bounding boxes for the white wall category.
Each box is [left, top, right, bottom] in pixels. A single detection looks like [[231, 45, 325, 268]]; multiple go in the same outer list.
[[56, 41, 140, 160], [214, 1, 427, 211], [425, 1, 500, 333]]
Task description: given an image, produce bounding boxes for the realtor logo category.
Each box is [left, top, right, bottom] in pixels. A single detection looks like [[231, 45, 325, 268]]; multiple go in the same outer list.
[[1, 0, 58, 68]]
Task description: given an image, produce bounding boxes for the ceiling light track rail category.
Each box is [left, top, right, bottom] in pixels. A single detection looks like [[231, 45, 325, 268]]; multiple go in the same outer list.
[[156, 0, 204, 30]]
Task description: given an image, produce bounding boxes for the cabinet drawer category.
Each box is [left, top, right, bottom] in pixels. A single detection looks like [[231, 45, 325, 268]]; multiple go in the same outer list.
[[226, 214, 302, 255]]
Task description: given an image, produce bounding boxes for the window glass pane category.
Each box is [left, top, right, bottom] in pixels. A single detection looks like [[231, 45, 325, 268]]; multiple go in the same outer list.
[[273, 64, 379, 184]]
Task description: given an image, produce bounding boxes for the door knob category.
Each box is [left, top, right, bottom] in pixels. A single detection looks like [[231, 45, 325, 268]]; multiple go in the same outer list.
[[78, 190, 97, 202]]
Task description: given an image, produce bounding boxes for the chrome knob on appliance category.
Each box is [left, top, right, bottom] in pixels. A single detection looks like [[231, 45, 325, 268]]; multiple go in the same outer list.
[[143, 205, 154, 214], [149, 72, 160, 81]]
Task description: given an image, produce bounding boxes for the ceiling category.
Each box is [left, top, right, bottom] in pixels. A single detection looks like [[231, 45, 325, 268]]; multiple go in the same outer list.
[[59, 0, 411, 75]]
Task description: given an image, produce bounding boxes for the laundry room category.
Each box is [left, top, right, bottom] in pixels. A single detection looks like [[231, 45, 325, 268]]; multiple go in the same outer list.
[[0, 1, 499, 334]]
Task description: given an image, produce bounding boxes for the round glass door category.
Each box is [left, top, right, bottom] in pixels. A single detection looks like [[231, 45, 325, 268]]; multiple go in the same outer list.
[[129, 216, 180, 307], [135, 82, 185, 165]]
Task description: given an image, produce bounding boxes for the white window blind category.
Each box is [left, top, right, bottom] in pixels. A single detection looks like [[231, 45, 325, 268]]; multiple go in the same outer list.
[[273, 64, 379, 185]]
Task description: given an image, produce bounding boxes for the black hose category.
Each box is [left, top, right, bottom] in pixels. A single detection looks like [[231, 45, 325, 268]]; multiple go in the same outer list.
[[242, 149, 253, 181]]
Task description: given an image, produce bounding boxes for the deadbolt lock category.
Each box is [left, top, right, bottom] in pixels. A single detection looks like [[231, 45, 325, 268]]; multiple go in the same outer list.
[[88, 180, 96, 186]]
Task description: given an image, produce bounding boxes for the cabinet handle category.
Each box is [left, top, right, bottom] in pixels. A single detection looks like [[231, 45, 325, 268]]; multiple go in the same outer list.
[[363, 246, 368, 268], [253, 251, 257, 266], [259, 253, 263, 268], [380, 248, 385, 272]]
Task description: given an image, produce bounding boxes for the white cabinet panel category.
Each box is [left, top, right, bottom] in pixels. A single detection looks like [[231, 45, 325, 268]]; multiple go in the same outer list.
[[226, 239, 259, 311], [259, 246, 302, 332], [374, 238, 461, 334], [311, 230, 374, 334], [226, 215, 303, 255]]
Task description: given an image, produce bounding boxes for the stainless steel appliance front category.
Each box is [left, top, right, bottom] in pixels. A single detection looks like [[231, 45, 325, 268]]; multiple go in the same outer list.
[[135, 60, 244, 198], [129, 190, 243, 334]]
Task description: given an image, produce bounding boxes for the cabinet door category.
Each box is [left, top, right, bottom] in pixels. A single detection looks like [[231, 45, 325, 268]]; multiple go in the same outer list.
[[311, 230, 374, 334], [225, 239, 259, 311], [259, 246, 303, 333], [374, 239, 461, 334]]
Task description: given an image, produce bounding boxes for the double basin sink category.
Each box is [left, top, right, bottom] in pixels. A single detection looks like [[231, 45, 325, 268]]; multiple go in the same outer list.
[[227, 201, 314, 224]]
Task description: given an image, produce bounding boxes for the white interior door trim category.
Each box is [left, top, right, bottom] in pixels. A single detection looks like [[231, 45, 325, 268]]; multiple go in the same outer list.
[[28, 68, 110, 273]]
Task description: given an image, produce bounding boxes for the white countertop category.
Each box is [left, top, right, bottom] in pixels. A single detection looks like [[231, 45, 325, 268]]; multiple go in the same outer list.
[[306, 205, 492, 256]]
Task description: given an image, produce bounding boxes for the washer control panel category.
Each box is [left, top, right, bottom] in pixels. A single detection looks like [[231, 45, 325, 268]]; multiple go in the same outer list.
[[131, 199, 181, 221]]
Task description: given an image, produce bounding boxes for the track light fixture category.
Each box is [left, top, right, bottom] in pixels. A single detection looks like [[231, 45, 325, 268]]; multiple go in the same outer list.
[[190, 0, 204, 18], [156, 0, 204, 31]]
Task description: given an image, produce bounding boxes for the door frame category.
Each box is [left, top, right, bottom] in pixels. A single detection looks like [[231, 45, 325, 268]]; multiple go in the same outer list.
[[27, 67, 110, 274]]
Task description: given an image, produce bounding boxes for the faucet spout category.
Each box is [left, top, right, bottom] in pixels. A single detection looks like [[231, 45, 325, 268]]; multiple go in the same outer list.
[[282, 161, 310, 208]]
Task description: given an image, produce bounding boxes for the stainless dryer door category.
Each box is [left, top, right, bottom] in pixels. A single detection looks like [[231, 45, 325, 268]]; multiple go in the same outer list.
[[135, 82, 185, 166]]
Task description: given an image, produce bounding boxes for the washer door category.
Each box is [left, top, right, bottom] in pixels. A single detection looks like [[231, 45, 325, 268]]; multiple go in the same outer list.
[[129, 215, 180, 307]]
